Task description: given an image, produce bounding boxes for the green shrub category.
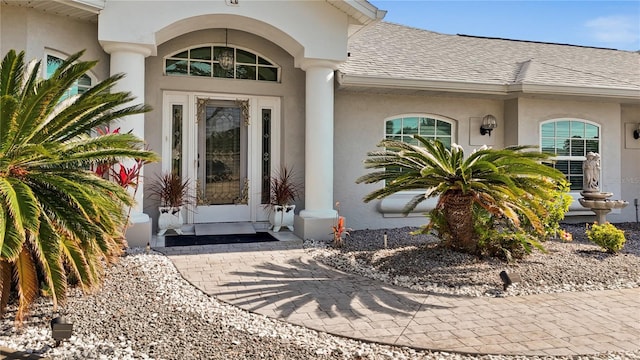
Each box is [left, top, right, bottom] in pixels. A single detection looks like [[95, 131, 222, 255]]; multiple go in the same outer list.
[[473, 205, 544, 262], [586, 222, 626, 253], [540, 182, 573, 240]]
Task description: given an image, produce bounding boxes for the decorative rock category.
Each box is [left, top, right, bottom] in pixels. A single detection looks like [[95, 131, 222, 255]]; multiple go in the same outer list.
[[0, 225, 637, 360]]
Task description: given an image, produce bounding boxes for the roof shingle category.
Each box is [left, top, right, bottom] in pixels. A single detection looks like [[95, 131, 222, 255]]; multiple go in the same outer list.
[[340, 22, 640, 91]]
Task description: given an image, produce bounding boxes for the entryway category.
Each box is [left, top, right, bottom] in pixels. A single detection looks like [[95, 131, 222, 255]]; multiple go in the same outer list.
[[162, 91, 281, 225]]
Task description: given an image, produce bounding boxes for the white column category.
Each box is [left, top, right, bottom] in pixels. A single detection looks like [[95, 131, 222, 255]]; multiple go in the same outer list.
[[102, 43, 152, 214], [102, 42, 153, 246], [299, 60, 339, 220]]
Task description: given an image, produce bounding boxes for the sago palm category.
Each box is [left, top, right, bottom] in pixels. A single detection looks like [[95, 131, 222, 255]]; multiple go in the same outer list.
[[357, 136, 567, 255], [0, 50, 157, 322]]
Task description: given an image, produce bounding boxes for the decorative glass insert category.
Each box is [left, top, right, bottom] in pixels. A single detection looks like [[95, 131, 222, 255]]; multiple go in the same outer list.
[[540, 119, 600, 190], [165, 45, 279, 82], [385, 116, 453, 149], [172, 105, 183, 177], [196, 99, 248, 205], [46, 55, 92, 101], [261, 109, 272, 204]]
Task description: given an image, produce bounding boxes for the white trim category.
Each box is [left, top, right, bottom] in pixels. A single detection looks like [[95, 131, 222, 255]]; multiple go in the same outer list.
[[43, 49, 98, 85], [539, 118, 601, 192], [378, 113, 456, 216], [337, 73, 509, 95], [54, 0, 104, 13], [162, 91, 281, 224], [383, 113, 457, 142], [163, 43, 281, 82], [338, 73, 640, 102]]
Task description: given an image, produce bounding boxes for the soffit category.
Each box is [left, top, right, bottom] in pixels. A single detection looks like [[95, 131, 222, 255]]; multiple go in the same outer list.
[[326, 0, 385, 26], [2, 0, 104, 22]]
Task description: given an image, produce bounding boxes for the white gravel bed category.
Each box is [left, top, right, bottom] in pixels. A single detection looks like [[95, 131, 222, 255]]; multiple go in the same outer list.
[[307, 223, 640, 298], [0, 223, 636, 359]]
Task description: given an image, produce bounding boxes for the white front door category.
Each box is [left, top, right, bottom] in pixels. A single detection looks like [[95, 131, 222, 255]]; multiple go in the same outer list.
[[162, 92, 280, 224]]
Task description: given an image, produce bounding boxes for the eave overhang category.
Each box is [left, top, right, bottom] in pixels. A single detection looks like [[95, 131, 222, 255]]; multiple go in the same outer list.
[[337, 72, 640, 103]]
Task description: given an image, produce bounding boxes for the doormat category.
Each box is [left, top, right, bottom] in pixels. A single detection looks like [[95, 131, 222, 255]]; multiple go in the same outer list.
[[164, 232, 278, 247]]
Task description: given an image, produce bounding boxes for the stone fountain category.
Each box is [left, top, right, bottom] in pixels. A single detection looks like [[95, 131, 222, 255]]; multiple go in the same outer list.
[[578, 152, 628, 224]]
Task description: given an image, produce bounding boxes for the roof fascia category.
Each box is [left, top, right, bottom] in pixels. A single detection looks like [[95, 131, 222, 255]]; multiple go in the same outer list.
[[53, 0, 105, 14], [337, 73, 508, 95], [339, 0, 386, 21], [338, 73, 640, 101], [510, 83, 640, 101], [327, 0, 386, 26]]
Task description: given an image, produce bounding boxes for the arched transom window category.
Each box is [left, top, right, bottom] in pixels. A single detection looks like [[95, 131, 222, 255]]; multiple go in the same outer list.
[[165, 45, 280, 82], [385, 115, 454, 148], [540, 119, 600, 190]]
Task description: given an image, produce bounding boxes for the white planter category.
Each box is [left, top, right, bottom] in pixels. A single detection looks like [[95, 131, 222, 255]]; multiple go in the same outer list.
[[158, 206, 184, 235], [269, 204, 295, 232]]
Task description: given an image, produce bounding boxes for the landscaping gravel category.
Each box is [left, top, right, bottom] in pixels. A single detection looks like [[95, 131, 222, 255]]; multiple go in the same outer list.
[[308, 223, 640, 298], [0, 223, 638, 359]]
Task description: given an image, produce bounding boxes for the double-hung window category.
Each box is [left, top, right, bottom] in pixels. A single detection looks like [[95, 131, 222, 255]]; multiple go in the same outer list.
[[540, 119, 600, 190], [385, 115, 453, 148], [378, 114, 455, 216]]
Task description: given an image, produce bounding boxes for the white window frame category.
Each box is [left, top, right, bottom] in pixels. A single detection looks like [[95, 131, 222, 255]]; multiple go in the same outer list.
[[43, 49, 97, 100], [539, 118, 601, 191], [379, 114, 457, 217], [164, 44, 281, 82]]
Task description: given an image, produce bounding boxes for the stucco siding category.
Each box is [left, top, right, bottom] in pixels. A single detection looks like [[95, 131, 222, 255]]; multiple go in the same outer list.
[[0, 5, 108, 80], [516, 97, 629, 221], [99, 1, 350, 63], [621, 104, 640, 222], [143, 28, 306, 217], [334, 91, 503, 230]]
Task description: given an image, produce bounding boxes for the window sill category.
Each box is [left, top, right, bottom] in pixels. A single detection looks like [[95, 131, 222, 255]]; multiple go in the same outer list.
[[379, 191, 604, 217], [378, 191, 438, 218]]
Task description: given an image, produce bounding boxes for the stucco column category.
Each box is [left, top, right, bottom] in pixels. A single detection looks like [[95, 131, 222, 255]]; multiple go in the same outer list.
[[102, 42, 153, 246], [295, 60, 339, 240]]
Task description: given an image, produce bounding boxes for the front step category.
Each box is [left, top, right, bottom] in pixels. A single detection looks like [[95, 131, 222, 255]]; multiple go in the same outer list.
[[194, 222, 256, 236]]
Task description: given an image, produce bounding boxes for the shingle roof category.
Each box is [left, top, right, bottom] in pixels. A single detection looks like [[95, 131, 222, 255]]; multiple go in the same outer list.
[[340, 22, 640, 92]]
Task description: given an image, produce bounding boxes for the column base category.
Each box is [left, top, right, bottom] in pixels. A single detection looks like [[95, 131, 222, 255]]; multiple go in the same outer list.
[[294, 211, 337, 241], [125, 213, 151, 248]]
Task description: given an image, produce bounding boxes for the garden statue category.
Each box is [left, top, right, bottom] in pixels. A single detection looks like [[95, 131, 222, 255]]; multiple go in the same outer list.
[[582, 152, 600, 192], [579, 152, 627, 223]]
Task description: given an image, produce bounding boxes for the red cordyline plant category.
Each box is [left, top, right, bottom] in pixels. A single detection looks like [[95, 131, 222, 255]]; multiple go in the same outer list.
[[92, 126, 151, 229], [93, 126, 120, 177], [331, 202, 351, 248]]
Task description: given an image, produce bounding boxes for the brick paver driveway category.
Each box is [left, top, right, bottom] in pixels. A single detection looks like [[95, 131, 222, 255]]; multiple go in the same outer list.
[[159, 240, 640, 356]]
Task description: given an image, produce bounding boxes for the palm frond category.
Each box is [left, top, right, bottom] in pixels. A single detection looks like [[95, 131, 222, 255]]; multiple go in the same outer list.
[[32, 215, 67, 309], [0, 260, 12, 316], [14, 245, 38, 323]]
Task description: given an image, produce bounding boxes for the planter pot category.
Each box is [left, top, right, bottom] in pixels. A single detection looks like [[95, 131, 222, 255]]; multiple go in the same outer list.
[[158, 206, 184, 235], [269, 204, 295, 232]]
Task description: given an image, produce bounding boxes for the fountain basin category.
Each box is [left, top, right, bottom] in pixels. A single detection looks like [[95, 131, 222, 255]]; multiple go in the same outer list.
[[580, 191, 613, 200], [579, 198, 628, 210]]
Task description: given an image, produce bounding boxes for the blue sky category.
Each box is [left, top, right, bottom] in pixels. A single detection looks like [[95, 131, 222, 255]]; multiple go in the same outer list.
[[368, 1, 640, 51]]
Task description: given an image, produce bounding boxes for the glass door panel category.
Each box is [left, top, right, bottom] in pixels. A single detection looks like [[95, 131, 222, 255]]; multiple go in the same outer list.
[[194, 99, 250, 223], [198, 103, 246, 205]]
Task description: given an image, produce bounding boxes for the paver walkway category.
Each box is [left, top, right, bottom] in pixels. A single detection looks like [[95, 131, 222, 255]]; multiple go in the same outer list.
[[159, 239, 640, 356]]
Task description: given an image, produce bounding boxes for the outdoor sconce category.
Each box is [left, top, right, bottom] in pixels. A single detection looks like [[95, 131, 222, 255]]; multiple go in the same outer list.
[[480, 114, 498, 136], [51, 316, 73, 347], [634, 124, 640, 140], [499, 270, 521, 291]]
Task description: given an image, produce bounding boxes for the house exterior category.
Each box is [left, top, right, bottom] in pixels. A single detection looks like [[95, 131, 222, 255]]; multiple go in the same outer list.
[[1, 0, 638, 245]]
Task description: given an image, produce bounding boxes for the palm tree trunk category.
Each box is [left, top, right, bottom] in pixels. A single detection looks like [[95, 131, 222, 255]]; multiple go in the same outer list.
[[442, 191, 477, 254]]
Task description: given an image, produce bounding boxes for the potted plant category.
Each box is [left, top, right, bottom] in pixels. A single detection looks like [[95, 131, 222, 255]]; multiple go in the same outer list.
[[149, 172, 193, 235], [268, 166, 302, 232]]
